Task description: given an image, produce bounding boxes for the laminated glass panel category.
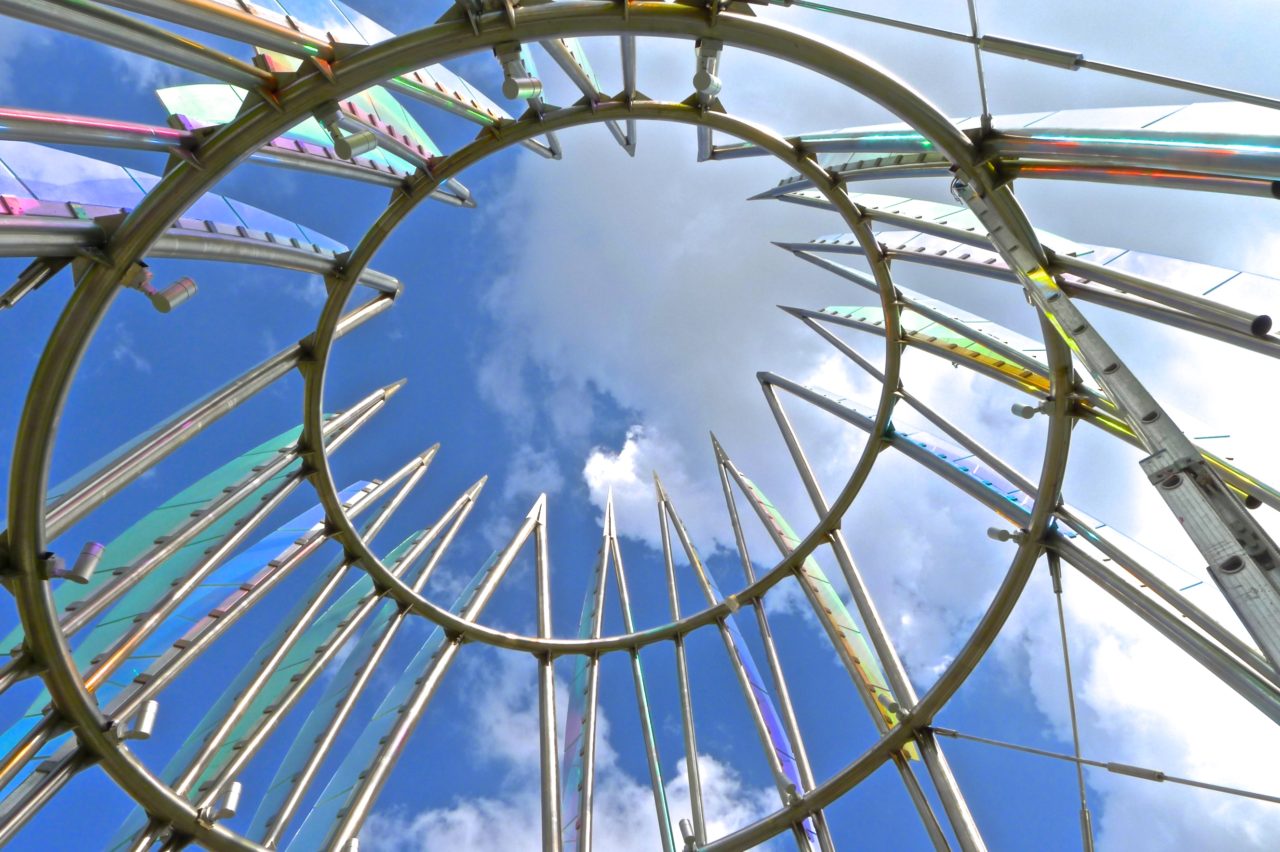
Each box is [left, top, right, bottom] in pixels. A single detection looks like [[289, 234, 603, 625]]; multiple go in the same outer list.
[[734, 471, 909, 748], [184, 531, 422, 799], [1146, 101, 1280, 137], [560, 555, 606, 851], [156, 84, 246, 126], [1023, 105, 1185, 130], [128, 170, 238, 223], [275, 0, 368, 43], [284, 553, 500, 850], [696, 547, 816, 842], [0, 142, 145, 207], [247, 594, 398, 840], [105, 491, 382, 849], [2, 426, 304, 656], [0, 444, 362, 802], [0, 154, 34, 198], [329, 0, 393, 42], [361, 86, 442, 157], [1103, 250, 1236, 297], [224, 197, 314, 244], [158, 82, 419, 176]]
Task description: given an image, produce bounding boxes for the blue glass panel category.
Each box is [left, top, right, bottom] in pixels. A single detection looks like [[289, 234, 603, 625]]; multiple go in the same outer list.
[[284, 552, 500, 850], [0, 154, 34, 197], [104, 485, 378, 849], [0, 141, 144, 207], [128, 170, 238, 223]]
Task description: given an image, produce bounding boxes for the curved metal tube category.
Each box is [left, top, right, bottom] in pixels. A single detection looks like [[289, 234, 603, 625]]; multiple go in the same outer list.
[[4, 6, 1071, 849]]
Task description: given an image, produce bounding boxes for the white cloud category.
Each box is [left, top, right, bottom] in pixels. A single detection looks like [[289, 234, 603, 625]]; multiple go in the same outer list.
[[503, 444, 566, 503], [439, 4, 1280, 849], [289, 275, 329, 308], [0, 20, 48, 99], [364, 650, 780, 851], [110, 323, 152, 374], [105, 47, 186, 93]]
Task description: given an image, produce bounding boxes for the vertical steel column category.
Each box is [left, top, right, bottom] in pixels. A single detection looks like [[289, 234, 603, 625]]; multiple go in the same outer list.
[[657, 479, 814, 852], [655, 479, 707, 846], [535, 496, 564, 852], [1046, 553, 1095, 852], [318, 497, 541, 849], [620, 34, 638, 153], [608, 497, 677, 852], [256, 477, 484, 847], [563, 495, 612, 852], [714, 439, 952, 851], [715, 450, 836, 852], [757, 380, 989, 852]]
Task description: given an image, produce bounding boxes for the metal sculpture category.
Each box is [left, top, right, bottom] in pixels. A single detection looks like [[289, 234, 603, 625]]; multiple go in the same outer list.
[[0, 0, 1277, 849]]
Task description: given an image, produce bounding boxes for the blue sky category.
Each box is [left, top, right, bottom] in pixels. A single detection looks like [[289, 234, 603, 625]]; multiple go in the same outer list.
[[1, 1, 1280, 849]]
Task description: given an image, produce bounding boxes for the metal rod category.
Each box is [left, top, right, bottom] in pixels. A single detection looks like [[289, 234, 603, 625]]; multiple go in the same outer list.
[[166, 449, 435, 801], [130, 453, 432, 850], [256, 477, 483, 846], [188, 479, 475, 828], [777, 0, 1280, 112], [655, 479, 707, 846], [564, 493, 613, 852], [320, 498, 539, 849], [24, 380, 385, 659], [930, 726, 1280, 806], [763, 373, 1280, 723], [534, 495, 564, 852], [965, 0, 991, 130], [658, 480, 814, 851], [714, 435, 953, 851], [1054, 508, 1277, 687], [608, 502, 677, 852], [786, 319, 1277, 689], [1055, 536, 1280, 724], [41, 297, 396, 539], [0, 0, 273, 91], [791, 318, 1276, 689], [93, 0, 336, 61], [0, 481, 383, 845], [782, 249, 1048, 379], [1046, 554, 1095, 852], [1051, 252, 1270, 340], [540, 38, 632, 153], [714, 452, 836, 852]]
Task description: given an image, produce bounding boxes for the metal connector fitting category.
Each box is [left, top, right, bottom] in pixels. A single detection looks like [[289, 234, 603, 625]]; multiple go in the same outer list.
[[693, 38, 724, 102], [495, 43, 542, 100]]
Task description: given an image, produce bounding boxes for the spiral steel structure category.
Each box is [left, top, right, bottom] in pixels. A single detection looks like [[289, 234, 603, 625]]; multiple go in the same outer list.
[[0, 0, 1277, 849]]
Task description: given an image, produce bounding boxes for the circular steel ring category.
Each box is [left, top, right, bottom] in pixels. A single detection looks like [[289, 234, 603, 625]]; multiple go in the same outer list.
[[5, 5, 1070, 848]]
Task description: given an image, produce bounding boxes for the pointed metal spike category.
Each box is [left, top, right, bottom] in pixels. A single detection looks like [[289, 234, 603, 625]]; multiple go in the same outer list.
[[651, 471, 669, 501], [419, 443, 441, 463], [528, 492, 548, 521], [466, 475, 489, 498], [603, 489, 617, 537], [708, 431, 729, 464], [776, 305, 812, 320], [383, 377, 409, 398]]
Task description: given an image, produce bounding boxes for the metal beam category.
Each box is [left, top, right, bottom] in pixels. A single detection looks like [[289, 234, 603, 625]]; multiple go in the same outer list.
[[0, 0, 274, 91]]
